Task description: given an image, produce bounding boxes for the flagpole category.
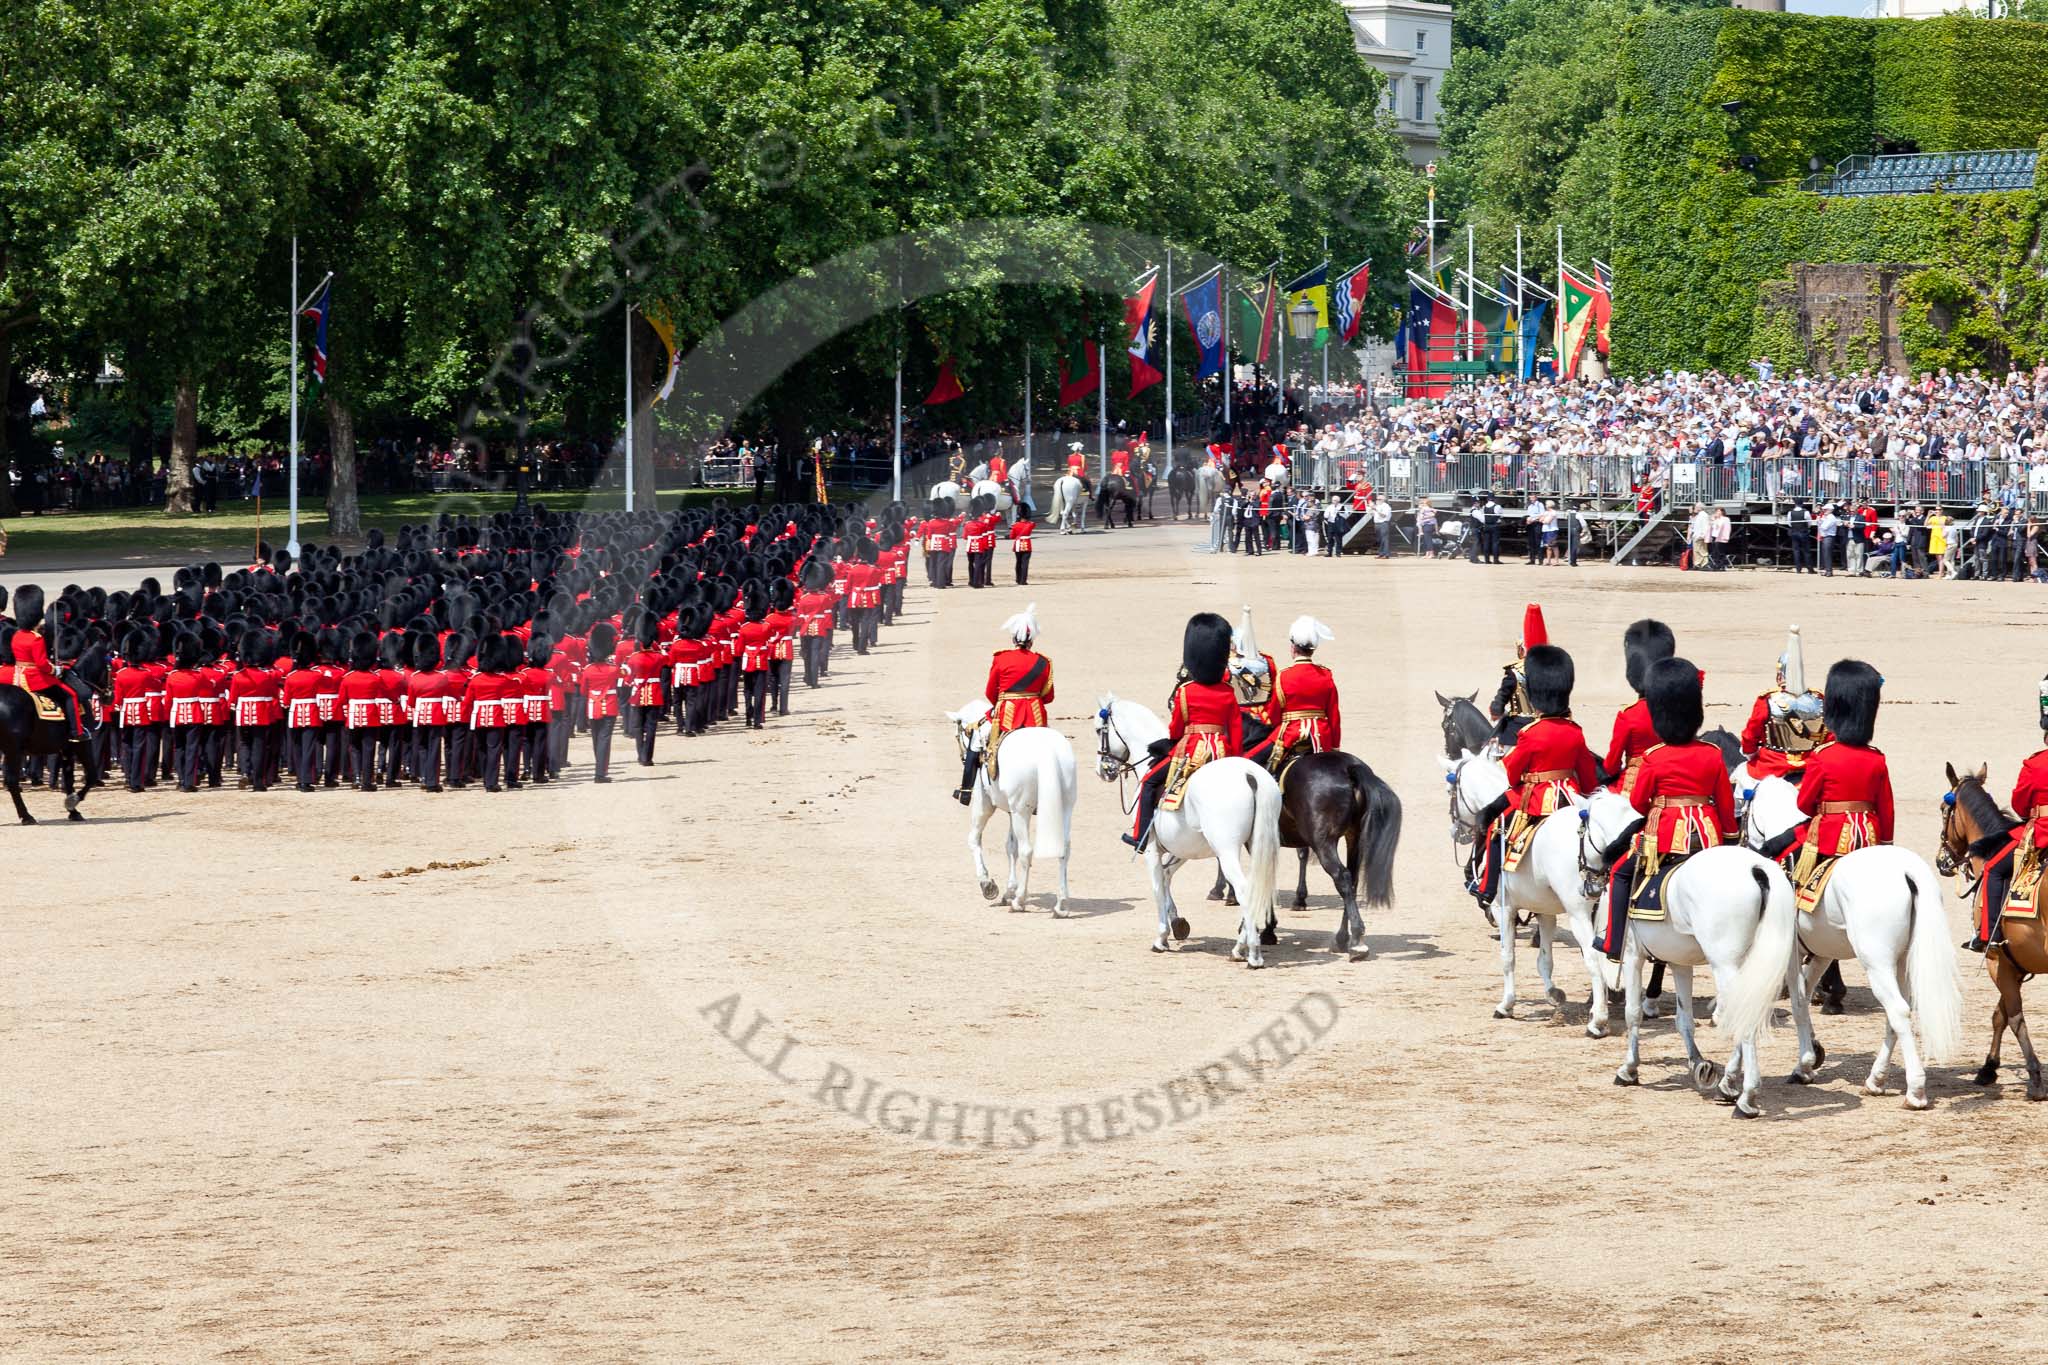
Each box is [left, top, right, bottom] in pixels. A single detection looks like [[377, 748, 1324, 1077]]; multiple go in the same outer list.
[[892, 357, 903, 503], [1164, 249, 1174, 476], [1022, 347, 1032, 484], [1556, 223, 1565, 370], [1097, 340, 1107, 481], [1320, 234, 1329, 418], [287, 234, 300, 564], [623, 304, 635, 513], [1222, 265, 1231, 431], [1516, 226, 1525, 383], [1466, 224, 1475, 363]]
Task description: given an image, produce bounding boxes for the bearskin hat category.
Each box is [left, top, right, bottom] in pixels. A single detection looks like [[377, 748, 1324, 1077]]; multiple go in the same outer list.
[[172, 635, 202, 670], [410, 632, 442, 672], [1523, 644, 1575, 717], [1622, 619, 1676, 696], [587, 621, 617, 663], [291, 631, 318, 669], [527, 634, 553, 669], [770, 578, 795, 613], [345, 631, 378, 672], [1182, 611, 1232, 687], [11, 584, 45, 632], [743, 581, 770, 623], [1822, 660, 1882, 748], [1646, 657, 1705, 746]]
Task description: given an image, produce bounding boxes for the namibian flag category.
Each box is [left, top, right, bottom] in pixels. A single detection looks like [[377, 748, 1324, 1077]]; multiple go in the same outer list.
[[302, 280, 331, 385]]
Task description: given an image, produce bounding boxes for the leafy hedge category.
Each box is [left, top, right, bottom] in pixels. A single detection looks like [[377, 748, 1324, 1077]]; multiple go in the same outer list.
[[1613, 9, 2048, 376]]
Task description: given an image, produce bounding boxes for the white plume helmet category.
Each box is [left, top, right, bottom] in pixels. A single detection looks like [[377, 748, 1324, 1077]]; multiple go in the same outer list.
[[1002, 602, 1038, 645], [1068, 441, 1085, 452], [1780, 623, 1805, 694], [1232, 604, 1263, 662], [1288, 615, 1335, 652]]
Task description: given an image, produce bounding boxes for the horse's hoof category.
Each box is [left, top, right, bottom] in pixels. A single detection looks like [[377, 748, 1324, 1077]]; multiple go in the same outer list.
[[1973, 1062, 1999, 1086], [979, 880, 1000, 902], [1244, 957, 1266, 971], [1206, 885, 1225, 902], [1348, 944, 1371, 962], [1008, 901, 1029, 914], [67, 810, 83, 823], [1151, 939, 1169, 953], [18, 815, 35, 826], [1820, 999, 1845, 1017], [1258, 926, 1278, 947], [1904, 1092, 1932, 1112], [1546, 986, 1569, 1008], [1585, 1021, 1608, 1039], [1290, 897, 1308, 912], [1223, 893, 1239, 908], [1812, 1041, 1826, 1068], [1492, 1005, 1512, 1020], [1613, 1068, 1638, 1087], [1642, 999, 1662, 1021], [1862, 1081, 1892, 1098], [1731, 1100, 1761, 1120], [1171, 916, 1190, 941], [1691, 1059, 1718, 1090], [1786, 1070, 1813, 1086], [1051, 903, 1072, 920]]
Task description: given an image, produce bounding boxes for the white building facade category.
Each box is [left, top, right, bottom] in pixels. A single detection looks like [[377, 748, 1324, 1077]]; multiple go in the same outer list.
[[1341, 0, 1454, 166]]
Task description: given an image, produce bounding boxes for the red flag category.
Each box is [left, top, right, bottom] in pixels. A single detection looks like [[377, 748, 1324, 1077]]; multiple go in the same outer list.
[[923, 356, 963, 405], [1124, 270, 1163, 397], [1058, 339, 1100, 406]]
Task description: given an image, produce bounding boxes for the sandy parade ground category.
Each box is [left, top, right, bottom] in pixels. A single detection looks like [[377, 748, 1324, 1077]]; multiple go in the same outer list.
[[7, 515, 2048, 1363]]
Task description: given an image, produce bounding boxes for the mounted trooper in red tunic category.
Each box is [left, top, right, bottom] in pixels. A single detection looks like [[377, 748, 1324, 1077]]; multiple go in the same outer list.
[[957, 604, 1052, 804], [1245, 615, 1339, 774], [1741, 624, 1828, 783]]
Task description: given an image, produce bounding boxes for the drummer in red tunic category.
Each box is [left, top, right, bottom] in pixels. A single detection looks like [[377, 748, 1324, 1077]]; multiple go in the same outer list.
[[1126, 613, 1240, 851], [1603, 618, 1673, 796], [1599, 658, 1736, 960], [957, 604, 1053, 804]]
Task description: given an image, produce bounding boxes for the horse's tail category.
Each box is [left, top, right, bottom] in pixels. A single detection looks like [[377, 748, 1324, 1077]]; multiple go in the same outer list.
[[1247, 769, 1281, 928], [1032, 737, 1074, 862], [1348, 759, 1402, 908], [1904, 858, 1965, 1063], [1717, 859, 1798, 1047]]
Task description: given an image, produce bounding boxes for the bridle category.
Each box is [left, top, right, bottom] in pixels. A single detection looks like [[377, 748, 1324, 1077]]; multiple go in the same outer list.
[[1095, 705, 1141, 814], [1936, 786, 1983, 902]]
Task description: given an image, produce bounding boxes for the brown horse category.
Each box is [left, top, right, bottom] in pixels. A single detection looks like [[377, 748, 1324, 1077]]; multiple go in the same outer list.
[[1938, 763, 2048, 1101]]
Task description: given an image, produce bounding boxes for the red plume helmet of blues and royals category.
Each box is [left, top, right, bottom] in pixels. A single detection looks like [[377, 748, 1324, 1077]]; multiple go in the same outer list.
[[1520, 603, 1547, 651], [1125, 268, 1163, 398]]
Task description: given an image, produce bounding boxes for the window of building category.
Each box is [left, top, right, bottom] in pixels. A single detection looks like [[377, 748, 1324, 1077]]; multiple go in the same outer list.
[[1413, 78, 1428, 122], [1415, 29, 1426, 54], [1386, 76, 1400, 115]]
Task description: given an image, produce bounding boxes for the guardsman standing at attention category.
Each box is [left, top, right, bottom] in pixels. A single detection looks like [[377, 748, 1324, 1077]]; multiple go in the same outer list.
[[1742, 624, 1829, 781], [958, 603, 1051, 805], [581, 622, 622, 783], [1007, 509, 1035, 585], [1489, 603, 1548, 746], [1603, 618, 1675, 796], [1126, 613, 1240, 851]]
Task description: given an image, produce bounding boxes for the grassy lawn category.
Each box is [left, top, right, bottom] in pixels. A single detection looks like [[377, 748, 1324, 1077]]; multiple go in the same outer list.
[[0, 486, 752, 568]]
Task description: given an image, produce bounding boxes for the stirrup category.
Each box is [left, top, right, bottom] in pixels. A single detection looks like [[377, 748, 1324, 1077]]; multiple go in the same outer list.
[[952, 787, 973, 806]]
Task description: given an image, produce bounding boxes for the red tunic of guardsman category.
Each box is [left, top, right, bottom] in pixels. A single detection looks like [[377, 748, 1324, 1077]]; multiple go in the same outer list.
[[958, 606, 1053, 803], [1127, 614, 1239, 849], [1605, 618, 1676, 795], [988, 453, 1009, 485], [1742, 625, 1828, 781], [1974, 739, 2048, 949], [1065, 444, 1088, 478], [1504, 715, 1598, 818], [1110, 446, 1132, 479], [1787, 662, 1892, 863]]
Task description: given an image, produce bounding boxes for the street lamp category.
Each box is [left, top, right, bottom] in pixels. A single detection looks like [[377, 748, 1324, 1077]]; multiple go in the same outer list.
[[1287, 297, 1319, 342]]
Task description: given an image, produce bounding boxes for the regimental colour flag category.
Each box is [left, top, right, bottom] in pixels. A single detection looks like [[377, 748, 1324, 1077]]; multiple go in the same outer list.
[[1058, 337, 1101, 406], [1124, 268, 1163, 397], [1181, 270, 1225, 380], [1558, 265, 1599, 380], [923, 354, 964, 406], [302, 279, 331, 385], [1332, 260, 1370, 343], [1283, 262, 1329, 350]]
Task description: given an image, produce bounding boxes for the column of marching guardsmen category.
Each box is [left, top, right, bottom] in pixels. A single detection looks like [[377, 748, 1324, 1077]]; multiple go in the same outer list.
[[0, 500, 939, 796]]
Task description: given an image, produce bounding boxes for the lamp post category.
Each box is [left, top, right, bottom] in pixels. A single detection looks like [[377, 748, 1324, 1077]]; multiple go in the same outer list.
[[1287, 297, 1319, 343]]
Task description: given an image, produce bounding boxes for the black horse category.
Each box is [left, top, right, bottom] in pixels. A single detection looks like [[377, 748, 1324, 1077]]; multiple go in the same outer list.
[[1, 684, 101, 823], [1435, 689, 1492, 760], [1095, 473, 1140, 530], [1167, 463, 1199, 520], [1207, 746, 1403, 956]]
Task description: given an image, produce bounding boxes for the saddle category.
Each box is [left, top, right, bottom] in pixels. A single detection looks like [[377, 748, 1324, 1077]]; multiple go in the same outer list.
[[4, 683, 65, 723], [1159, 738, 1220, 813], [2008, 841, 2047, 920], [1627, 853, 1691, 923], [1791, 853, 1844, 916]]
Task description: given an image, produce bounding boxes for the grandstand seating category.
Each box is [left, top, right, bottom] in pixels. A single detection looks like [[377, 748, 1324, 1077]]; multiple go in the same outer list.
[[1799, 149, 2038, 197]]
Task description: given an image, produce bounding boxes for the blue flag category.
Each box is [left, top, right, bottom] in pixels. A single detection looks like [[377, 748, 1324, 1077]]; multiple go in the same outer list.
[[1518, 301, 1549, 381], [1181, 272, 1225, 380]]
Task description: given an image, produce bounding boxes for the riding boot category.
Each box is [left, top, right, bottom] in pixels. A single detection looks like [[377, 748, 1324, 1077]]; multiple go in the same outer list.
[[1603, 855, 1637, 961], [1817, 961, 1847, 1015], [956, 750, 980, 806], [1123, 772, 1165, 850]]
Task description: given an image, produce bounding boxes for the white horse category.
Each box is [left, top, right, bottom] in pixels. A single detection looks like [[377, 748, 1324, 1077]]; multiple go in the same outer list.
[[929, 480, 966, 513], [1442, 752, 1612, 1032], [949, 701, 1076, 917], [1049, 475, 1088, 533], [1580, 789, 1799, 1117], [1740, 775, 1964, 1109], [971, 478, 1013, 519], [1093, 694, 1281, 966], [1193, 463, 1221, 515]]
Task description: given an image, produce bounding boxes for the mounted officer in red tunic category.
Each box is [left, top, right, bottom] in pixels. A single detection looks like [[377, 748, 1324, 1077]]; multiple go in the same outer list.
[[957, 604, 1052, 804], [1603, 618, 1673, 797], [1741, 625, 1828, 782], [1126, 613, 1239, 850], [1468, 644, 1597, 916], [1784, 660, 1892, 914], [1227, 606, 1277, 752], [1245, 615, 1339, 774], [1, 585, 83, 738], [1488, 603, 1547, 747], [1967, 675, 2048, 952]]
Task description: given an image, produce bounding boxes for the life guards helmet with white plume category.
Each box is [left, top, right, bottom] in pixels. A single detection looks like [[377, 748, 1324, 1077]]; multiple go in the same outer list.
[[1778, 624, 1806, 694], [1002, 602, 1038, 647], [1231, 605, 1265, 671], [1288, 616, 1334, 654]]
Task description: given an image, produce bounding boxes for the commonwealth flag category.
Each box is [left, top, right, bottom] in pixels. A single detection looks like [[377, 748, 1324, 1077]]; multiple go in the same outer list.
[[1283, 262, 1329, 350]]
